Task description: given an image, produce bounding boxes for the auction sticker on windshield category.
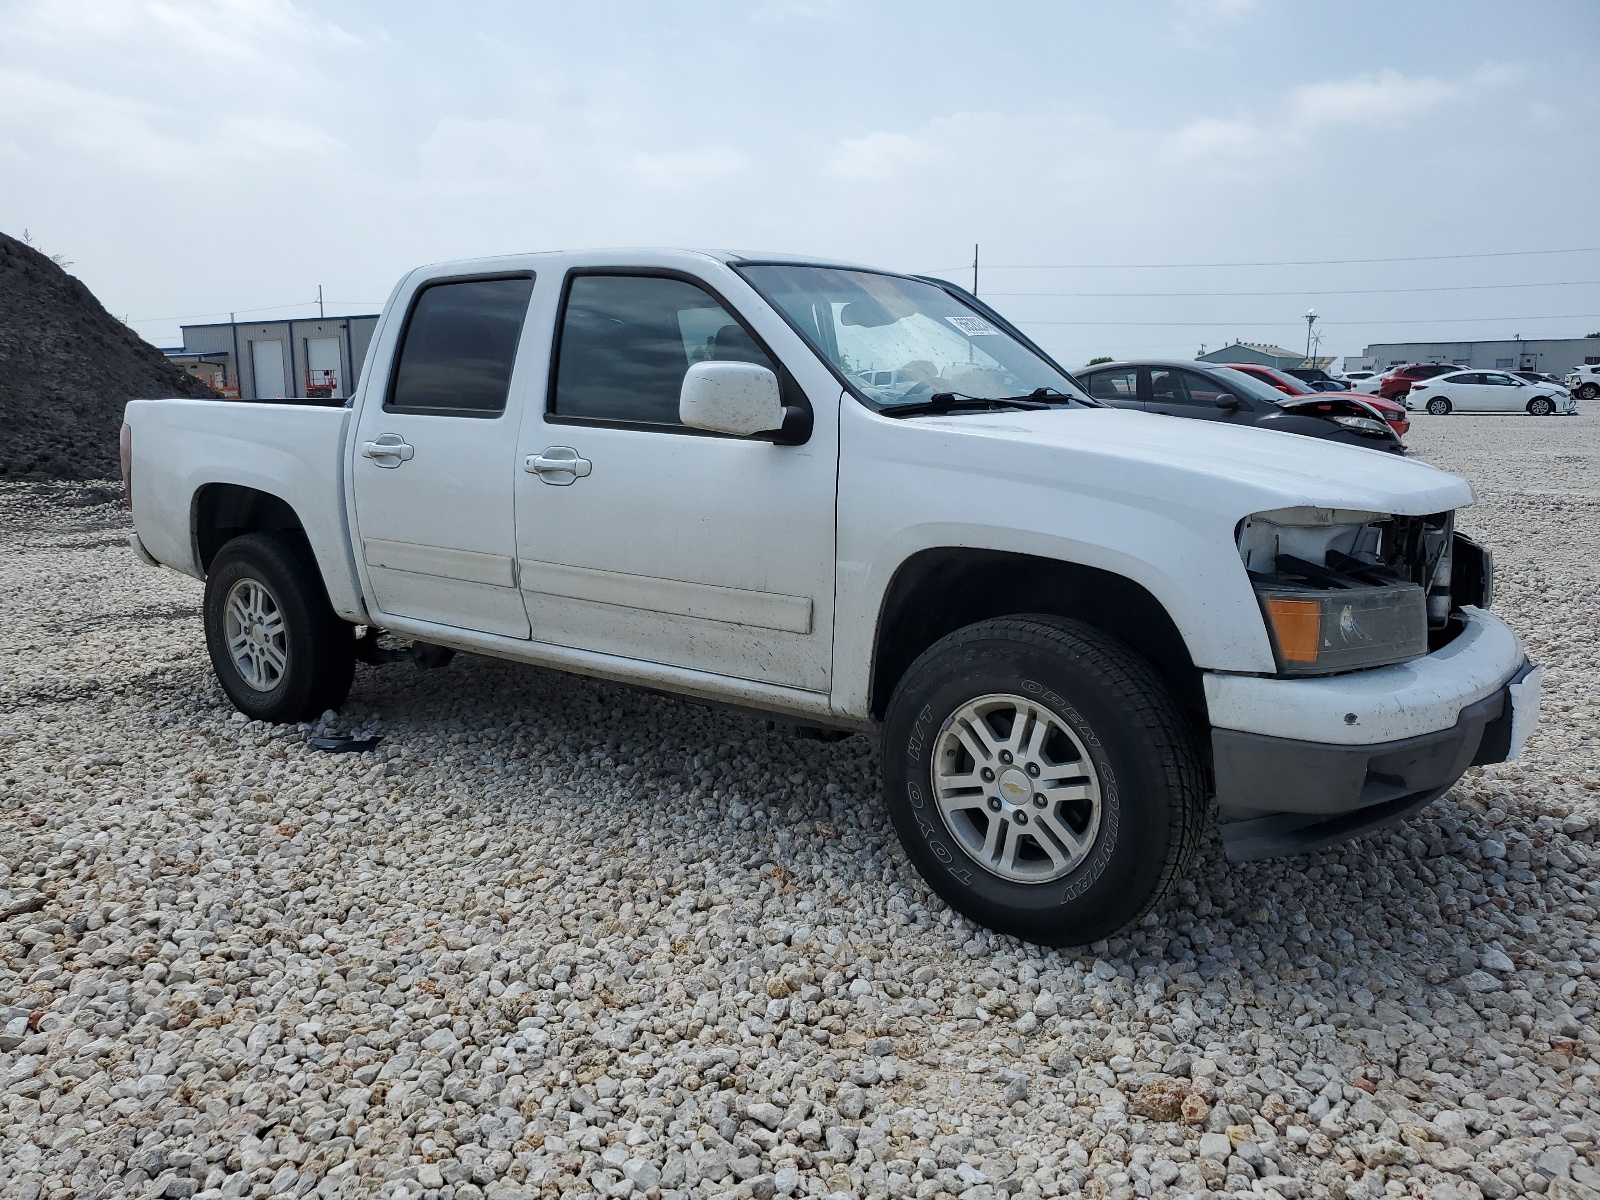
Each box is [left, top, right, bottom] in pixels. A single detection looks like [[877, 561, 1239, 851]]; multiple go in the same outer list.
[[946, 315, 1000, 336]]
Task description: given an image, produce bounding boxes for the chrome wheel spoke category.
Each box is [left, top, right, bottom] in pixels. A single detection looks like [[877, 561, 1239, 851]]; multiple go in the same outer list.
[[954, 716, 999, 767], [979, 812, 1006, 865], [1033, 805, 1091, 862]]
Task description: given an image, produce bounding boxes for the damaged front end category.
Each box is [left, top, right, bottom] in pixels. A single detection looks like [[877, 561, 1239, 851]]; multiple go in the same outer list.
[[1210, 506, 1519, 861], [1237, 506, 1493, 676]]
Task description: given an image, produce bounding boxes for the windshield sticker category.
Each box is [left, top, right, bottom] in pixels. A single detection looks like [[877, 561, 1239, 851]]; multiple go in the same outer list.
[[946, 315, 1000, 337]]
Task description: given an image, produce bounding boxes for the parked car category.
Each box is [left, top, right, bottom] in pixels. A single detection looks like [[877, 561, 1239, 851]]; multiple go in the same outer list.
[[1077, 360, 1404, 452], [1409, 370, 1577, 416], [1378, 362, 1460, 402], [121, 248, 1536, 947], [1564, 363, 1600, 401], [1222, 362, 1410, 436], [1285, 367, 1351, 391], [1513, 371, 1567, 389], [1340, 370, 1381, 385]]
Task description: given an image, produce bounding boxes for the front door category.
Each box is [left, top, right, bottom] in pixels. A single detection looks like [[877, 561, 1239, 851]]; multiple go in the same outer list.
[[514, 271, 838, 692], [1478, 372, 1520, 411], [351, 274, 536, 639], [1146, 366, 1252, 424]]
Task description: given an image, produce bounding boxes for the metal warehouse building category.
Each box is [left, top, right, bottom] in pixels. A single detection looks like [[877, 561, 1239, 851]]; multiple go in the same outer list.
[[1363, 336, 1600, 377], [167, 315, 380, 401]]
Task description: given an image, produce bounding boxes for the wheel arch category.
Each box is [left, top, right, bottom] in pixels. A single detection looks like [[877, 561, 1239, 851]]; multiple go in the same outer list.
[[192, 483, 309, 575], [868, 547, 1206, 725]]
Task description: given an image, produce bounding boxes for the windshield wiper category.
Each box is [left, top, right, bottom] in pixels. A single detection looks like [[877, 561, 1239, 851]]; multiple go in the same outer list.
[[881, 388, 1063, 418]]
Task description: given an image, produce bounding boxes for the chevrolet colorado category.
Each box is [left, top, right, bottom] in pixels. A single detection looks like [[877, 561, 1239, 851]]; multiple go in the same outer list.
[[123, 249, 1540, 945]]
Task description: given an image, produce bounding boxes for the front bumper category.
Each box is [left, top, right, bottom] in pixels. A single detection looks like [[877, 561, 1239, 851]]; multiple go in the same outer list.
[[1204, 608, 1537, 860]]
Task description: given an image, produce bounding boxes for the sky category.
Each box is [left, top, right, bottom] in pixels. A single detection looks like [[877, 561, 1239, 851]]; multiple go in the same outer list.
[[3, 0, 1598, 367]]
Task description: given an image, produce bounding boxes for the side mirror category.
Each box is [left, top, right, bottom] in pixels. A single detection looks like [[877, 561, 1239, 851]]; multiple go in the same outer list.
[[1213, 393, 1242, 410], [679, 361, 784, 436]]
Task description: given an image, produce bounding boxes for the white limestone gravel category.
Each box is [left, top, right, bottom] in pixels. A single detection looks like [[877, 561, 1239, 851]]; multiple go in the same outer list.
[[1, 413, 1597, 1200]]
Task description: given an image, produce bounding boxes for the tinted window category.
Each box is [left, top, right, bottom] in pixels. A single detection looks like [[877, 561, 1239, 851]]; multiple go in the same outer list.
[[387, 277, 534, 416], [1149, 368, 1211, 406], [1085, 368, 1139, 401], [552, 275, 774, 426], [1178, 369, 1233, 405], [1483, 373, 1515, 386], [1452, 373, 1483, 385]]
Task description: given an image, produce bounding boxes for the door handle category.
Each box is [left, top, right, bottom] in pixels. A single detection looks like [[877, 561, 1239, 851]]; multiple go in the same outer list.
[[362, 434, 414, 467], [525, 446, 592, 485]]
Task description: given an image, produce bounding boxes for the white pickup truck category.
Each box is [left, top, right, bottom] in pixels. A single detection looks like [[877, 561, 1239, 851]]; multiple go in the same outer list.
[[124, 249, 1539, 946]]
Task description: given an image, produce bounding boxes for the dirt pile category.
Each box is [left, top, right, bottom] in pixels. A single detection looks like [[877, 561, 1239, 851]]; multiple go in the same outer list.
[[0, 231, 215, 480]]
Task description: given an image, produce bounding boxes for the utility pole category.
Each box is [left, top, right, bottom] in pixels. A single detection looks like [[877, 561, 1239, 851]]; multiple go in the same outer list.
[[972, 245, 979, 297], [1304, 309, 1318, 363], [318, 284, 325, 319]]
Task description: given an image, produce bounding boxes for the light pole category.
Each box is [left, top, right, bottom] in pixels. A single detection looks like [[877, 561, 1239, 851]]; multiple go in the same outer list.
[[1304, 309, 1318, 364]]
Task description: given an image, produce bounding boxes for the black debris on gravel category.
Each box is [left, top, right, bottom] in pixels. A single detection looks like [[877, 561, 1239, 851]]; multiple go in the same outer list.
[[0, 230, 216, 481]]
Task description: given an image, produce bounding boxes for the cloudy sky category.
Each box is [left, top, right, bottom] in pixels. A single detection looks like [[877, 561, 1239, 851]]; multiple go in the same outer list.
[[3, 0, 1597, 366]]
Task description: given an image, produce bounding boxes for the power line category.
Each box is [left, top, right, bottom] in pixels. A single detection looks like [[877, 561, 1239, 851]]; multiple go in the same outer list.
[[985, 280, 1600, 300], [129, 299, 383, 323], [921, 245, 1600, 271], [1014, 313, 1600, 328]]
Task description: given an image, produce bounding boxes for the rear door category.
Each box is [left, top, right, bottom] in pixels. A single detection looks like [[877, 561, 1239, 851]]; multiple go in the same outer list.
[[1082, 367, 1141, 408], [513, 269, 839, 692], [350, 274, 536, 638]]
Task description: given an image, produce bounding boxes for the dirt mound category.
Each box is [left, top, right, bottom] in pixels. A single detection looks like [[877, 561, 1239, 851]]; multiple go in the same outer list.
[[0, 231, 216, 481]]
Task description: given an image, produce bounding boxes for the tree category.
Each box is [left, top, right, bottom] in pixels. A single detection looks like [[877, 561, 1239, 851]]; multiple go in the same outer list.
[[1086, 356, 1113, 365]]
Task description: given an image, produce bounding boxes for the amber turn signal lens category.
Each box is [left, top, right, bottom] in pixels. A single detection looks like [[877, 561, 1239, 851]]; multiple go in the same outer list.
[[1263, 597, 1321, 663]]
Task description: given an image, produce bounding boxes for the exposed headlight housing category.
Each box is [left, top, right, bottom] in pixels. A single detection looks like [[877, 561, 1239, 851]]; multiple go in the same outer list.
[[1238, 506, 1456, 676], [1329, 414, 1391, 436]]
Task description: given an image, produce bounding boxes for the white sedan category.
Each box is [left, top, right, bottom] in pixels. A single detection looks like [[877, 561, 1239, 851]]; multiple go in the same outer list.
[[1408, 370, 1576, 416]]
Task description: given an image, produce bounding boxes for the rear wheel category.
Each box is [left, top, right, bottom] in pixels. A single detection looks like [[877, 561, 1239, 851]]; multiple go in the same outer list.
[[203, 532, 355, 722], [881, 615, 1206, 946], [1527, 396, 1554, 416], [1426, 397, 1452, 416]]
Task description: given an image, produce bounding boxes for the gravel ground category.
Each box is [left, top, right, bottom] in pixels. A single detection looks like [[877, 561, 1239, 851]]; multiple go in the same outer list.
[[1, 414, 1597, 1200]]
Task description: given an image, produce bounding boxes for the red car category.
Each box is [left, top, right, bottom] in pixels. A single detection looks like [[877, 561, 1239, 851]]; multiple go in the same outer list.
[[1378, 362, 1459, 403], [1221, 362, 1410, 437]]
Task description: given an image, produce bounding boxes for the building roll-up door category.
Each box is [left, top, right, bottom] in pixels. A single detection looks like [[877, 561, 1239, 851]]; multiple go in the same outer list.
[[250, 340, 287, 400], [306, 337, 342, 395]]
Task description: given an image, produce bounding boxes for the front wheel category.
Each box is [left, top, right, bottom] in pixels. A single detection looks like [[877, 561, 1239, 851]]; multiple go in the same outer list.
[[1527, 397, 1554, 416], [1426, 397, 1452, 416], [203, 532, 356, 722], [1578, 383, 1599, 401], [881, 616, 1206, 946]]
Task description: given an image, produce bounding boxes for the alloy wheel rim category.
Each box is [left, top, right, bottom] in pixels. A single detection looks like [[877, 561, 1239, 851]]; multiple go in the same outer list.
[[930, 693, 1103, 884], [224, 578, 288, 692]]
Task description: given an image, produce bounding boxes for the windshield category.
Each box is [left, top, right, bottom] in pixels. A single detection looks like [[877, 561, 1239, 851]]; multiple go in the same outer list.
[[738, 264, 1087, 407], [1210, 366, 1304, 407]]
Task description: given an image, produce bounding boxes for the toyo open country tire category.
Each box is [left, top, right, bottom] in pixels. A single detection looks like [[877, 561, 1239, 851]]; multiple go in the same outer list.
[[1426, 397, 1452, 416], [882, 615, 1205, 946], [203, 532, 355, 723]]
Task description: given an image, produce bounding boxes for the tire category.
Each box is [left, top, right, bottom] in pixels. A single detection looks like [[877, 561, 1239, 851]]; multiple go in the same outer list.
[[1426, 397, 1451, 416], [203, 532, 356, 722], [1578, 383, 1599, 401], [881, 615, 1206, 946], [1527, 396, 1554, 416]]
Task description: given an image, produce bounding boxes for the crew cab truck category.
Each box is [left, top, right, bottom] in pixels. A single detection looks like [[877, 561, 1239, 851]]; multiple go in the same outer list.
[[123, 249, 1541, 947]]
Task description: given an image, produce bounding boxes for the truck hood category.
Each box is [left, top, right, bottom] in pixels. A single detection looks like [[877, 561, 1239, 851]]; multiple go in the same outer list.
[[908, 406, 1473, 517]]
